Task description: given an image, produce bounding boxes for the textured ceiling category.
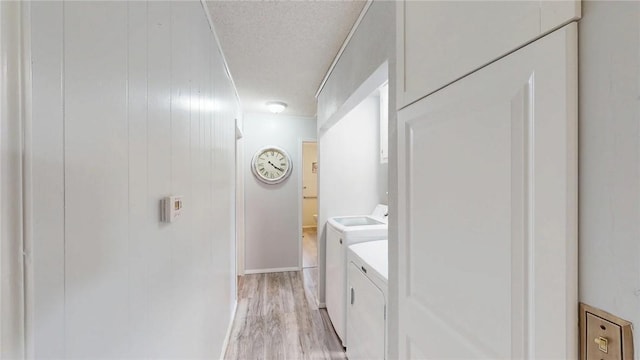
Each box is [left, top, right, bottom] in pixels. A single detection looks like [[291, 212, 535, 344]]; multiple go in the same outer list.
[[207, 0, 367, 117]]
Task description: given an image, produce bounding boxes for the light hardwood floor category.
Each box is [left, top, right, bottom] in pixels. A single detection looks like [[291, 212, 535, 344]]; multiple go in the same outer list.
[[302, 228, 317, 268], [225, 271, 345, 360], [302, 267, 318, 302]]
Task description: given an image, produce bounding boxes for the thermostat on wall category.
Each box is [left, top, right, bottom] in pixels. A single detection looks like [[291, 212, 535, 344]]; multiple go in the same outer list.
[[161, 196, 183, 223]]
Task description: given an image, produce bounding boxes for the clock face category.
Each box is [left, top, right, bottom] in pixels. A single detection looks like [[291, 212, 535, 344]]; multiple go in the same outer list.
[[251, 146, 292, 184]]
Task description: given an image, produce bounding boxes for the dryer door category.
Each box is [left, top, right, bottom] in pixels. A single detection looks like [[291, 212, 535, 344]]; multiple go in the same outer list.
[[347, 262, 386, 360]]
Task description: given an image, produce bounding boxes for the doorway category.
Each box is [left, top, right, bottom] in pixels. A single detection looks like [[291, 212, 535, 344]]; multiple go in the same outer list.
[[300, 141, 318, 299]]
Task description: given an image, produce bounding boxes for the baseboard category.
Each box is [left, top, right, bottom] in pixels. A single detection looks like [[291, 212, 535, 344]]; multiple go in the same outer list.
[[219, 300, 238, 360], [244, 267, 300, 274], [302, 225, 317, 230], [318, 302, 327, 308]]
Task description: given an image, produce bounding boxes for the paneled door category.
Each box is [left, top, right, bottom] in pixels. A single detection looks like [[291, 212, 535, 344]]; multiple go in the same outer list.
[[396, 24, 577, 359]]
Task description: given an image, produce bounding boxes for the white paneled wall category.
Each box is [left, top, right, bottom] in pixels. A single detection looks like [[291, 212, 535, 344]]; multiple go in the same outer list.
[[29, 1, 239, 358], [1, 2, 26, 358]]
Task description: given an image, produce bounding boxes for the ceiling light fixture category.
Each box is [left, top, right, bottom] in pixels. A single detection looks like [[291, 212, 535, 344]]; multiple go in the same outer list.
[[266, 101, 287, 114]]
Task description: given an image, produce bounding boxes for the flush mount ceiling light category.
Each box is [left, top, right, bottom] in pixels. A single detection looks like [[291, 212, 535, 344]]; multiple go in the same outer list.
[[266, 101, 287, 114]]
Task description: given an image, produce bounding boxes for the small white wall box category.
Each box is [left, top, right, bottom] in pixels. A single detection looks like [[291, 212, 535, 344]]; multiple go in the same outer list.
[[162, 196, 184, 223]]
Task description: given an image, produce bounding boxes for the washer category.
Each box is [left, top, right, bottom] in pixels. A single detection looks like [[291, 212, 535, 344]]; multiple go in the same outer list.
[[325, 204, 388, 346], [347, 239, 388, 360]]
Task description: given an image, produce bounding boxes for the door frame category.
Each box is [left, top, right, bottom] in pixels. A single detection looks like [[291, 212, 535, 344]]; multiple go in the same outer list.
[[298, 138, 318, 273], [0, 1, 30, 357], [235, 118, 244, 277]]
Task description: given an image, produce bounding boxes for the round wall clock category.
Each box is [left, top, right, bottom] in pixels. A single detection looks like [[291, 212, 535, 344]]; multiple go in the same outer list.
[[251, 146, 293, 184]]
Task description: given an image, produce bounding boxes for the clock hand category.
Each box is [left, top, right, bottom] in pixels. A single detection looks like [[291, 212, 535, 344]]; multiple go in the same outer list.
[[268, 160, 285, 172]]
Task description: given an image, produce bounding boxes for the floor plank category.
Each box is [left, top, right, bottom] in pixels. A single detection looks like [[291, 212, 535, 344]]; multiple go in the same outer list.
[[302, 228, 318, 268], [303, 267, 318, 309], [225, 271, 345, 360]]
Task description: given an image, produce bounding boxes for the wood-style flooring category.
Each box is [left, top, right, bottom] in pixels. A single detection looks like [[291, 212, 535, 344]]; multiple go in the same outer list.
[[302, 228, 318, 268], [302, 267, 318, 302], [224, 271, 345, 360]]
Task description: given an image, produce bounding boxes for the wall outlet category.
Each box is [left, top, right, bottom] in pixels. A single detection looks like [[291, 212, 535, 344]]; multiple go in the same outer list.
[[161, 196, 183, 223]]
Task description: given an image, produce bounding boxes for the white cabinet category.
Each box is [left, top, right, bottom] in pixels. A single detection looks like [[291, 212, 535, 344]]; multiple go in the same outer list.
[[396, 23, 577, 359], [347, 262, 386, 360], [325, 224, 345, 344], [397, 0, 580, 108]]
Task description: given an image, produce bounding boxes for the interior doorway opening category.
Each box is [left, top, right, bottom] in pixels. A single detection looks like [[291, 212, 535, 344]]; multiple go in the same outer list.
[[300, 140, 318, 301]]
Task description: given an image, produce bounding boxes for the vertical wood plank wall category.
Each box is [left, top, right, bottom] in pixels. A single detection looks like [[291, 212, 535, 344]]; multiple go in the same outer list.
[[30, 1, 239, 358], [1, 1, 26, 358]]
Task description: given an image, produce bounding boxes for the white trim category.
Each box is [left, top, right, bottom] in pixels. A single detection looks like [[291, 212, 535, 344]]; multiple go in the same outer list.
[[1, 3, 4, 354], [319, 61, 388, 133], [218, 300, 238, 360], [235, 118, 243, 140], [314, 0, 373, 98], [199, 0, 242, 110], [20, 2, 33, 358], [318, 302, 326, 309], [235, 132, 245, 277], [244, 267, 300, 275], [0, 2, 26, 356], [298, 140, 303, 270]]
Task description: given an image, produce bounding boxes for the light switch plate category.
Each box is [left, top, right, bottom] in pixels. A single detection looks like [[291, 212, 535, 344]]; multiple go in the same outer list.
[[580, 303, 634, 360], [161, 195, 183, 223]]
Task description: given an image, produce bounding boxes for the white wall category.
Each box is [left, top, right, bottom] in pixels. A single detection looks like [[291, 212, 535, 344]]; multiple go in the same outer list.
[[320, 96, 381, 220], [579, 1, 640, 355], [0, 2, 25, 357], [315, 0, 395, 316], [243, 113, 316, 272], [317, 2, 393, 208], [28, 1, 239, 358], [317, 2, 394, 132]]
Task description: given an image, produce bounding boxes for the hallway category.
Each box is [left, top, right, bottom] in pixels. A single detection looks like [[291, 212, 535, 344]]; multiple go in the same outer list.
[[224, 272, 344, 359], [4, 0, 639, 358]]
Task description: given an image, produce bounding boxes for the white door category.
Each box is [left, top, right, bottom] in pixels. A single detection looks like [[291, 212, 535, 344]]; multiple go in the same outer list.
[[347, 263, 386, 360], [396, 24, 577, 359]]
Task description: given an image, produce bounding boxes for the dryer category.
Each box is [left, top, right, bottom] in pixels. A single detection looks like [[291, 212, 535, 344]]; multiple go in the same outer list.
[[325, 204, 387, 346], [347, 239, 388, 360]]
